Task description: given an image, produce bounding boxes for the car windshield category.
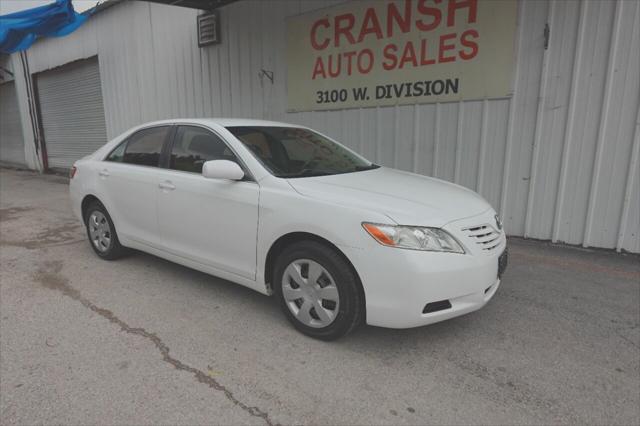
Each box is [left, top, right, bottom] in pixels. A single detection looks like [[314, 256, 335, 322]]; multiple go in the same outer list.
[[226, 126, 378, 178]]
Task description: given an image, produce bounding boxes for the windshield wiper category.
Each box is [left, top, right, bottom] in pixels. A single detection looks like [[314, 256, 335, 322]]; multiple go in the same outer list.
[[279, 165, 379, 178], [281, 169, 335, 178], [355, 164, 380, 171]]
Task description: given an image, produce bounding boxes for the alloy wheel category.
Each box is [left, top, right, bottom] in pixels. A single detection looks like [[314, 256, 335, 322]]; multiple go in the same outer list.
[[88, 211, 111, 252]]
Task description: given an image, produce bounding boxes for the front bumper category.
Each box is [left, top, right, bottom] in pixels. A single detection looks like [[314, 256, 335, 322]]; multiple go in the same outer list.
[[344, 211, 507, 329]]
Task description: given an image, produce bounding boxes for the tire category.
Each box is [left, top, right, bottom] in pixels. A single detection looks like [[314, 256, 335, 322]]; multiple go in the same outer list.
[[84, 201, 127, 260], [273, 240, 364, 340]]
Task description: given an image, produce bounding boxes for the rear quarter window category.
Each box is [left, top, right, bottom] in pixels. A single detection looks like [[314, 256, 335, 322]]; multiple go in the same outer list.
[[123, 126, 169, 167], [105, 141, 126, 162]]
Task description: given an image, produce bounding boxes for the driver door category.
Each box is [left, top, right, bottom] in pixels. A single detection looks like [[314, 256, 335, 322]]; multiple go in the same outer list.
[[156, 125, 259, 280]]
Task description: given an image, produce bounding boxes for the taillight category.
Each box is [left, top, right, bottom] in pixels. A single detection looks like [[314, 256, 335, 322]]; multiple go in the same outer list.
[[69, 166, 77, 179]]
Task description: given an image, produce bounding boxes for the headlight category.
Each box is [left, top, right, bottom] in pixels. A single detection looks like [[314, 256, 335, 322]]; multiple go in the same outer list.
[[362, 223, 465, 253]]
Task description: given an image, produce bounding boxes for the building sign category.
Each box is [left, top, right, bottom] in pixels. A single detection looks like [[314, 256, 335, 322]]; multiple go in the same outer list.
[[286, 0, 517, 111]]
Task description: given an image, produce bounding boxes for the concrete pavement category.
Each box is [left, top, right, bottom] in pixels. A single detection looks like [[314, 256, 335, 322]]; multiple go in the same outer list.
[[1, 168, 638, 425]]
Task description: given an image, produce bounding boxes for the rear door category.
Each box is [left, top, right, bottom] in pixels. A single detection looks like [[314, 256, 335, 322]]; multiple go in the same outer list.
[[96, 125, 172, 247], [156, 125, 259, 279]]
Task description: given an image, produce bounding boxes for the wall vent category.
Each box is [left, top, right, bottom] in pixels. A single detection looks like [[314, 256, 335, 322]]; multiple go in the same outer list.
[[197, 12, 220, 47]]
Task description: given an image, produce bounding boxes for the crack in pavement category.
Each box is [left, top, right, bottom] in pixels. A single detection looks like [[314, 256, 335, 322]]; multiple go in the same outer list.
[[34, 260, 275, 426]]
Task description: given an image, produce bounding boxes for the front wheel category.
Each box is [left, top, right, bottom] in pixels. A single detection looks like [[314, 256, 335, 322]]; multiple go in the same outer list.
[[273, 241, 364, 340]]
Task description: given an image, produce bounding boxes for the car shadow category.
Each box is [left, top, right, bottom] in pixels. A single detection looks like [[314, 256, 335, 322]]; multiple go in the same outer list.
[[121, 248, 501, 352]]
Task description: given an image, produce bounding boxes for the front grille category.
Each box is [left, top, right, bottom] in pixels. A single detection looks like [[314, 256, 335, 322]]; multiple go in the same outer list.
[[463, 224, 502, 252]]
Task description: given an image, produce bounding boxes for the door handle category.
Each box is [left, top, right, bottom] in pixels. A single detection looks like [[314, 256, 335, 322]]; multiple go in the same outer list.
[[99, 169, 109, 178], [158, 181, 176, 191]]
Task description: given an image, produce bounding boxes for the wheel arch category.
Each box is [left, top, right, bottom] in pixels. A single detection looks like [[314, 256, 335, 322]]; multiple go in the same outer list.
[[264, 232, 366, 311], [80, 194, 103, 223]]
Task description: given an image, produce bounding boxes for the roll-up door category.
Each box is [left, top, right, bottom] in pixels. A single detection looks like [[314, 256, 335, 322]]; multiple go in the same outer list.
[[0, 81, 26, 166], [36, 57, 107, 170]]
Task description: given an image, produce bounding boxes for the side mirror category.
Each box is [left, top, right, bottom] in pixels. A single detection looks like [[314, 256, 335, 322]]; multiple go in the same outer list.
[[202, 160, 245, 181]]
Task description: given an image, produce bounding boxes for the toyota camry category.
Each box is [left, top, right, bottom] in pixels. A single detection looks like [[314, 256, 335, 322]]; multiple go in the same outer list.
[[70, 118, 507, 340]]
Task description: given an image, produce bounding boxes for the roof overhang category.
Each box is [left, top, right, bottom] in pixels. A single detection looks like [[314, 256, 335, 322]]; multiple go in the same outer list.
[[139, 0, 238, 10]]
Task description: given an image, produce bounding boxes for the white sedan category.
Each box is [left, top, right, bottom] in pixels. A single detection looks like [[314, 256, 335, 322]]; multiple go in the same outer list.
[[70, 119, 507, 340]]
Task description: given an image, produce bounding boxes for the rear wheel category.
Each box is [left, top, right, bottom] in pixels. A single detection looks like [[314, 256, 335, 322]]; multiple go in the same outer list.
[[273, 241, 364, 340], [84, 201, 127, 260]]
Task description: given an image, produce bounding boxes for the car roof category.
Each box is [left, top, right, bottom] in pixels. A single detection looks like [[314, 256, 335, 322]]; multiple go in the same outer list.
[[136, 118, 303, 128]]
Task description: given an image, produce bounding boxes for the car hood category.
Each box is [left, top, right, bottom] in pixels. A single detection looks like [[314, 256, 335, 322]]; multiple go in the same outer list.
[[286, 167, 491, 227]]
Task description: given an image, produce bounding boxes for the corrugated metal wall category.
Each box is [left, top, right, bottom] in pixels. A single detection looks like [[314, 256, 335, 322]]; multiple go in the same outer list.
[[22, 0, 640, 253], [0, 81, 26, 166]]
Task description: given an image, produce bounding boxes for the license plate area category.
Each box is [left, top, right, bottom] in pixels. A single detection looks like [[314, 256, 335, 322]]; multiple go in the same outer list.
[[498, 249, 508, 278]]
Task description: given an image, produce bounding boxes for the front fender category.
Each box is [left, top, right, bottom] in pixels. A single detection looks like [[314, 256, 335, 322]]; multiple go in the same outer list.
[[255, 182, 390, 287]]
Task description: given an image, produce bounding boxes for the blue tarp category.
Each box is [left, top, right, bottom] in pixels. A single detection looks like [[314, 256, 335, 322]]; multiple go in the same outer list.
[[0, 0, 89, 54]]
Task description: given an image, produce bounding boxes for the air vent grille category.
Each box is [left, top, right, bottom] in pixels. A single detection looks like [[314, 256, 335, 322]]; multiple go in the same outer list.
[[197, 12, 220, 47], [462, 224, 502, 252]]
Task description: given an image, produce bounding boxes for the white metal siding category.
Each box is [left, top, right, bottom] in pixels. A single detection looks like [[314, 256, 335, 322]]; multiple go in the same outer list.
[[21, 0, 640, 253], [36, 57, 107, 169], [0, 81, 26, 166]]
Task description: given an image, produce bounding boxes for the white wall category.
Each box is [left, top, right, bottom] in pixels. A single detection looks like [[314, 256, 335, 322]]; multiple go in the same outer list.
[[18, 0, 640, 253]]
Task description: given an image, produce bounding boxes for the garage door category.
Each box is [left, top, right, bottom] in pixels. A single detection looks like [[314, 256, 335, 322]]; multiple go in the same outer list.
[[0, 81, 26, 166], [36, 57, 107, 170]]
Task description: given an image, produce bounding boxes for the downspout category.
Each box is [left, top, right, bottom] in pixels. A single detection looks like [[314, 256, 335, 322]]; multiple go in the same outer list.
[[18, 50, 47, 171]]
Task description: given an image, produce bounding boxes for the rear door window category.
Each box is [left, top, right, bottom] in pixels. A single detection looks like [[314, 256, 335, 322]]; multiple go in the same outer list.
[[169, 126, 238, 173], [122, 126, 170, 167]]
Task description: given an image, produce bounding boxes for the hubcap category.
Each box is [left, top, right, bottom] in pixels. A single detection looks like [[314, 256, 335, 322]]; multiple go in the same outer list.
[[282, 259, 340, 328], [88, 211, 111, 252]]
